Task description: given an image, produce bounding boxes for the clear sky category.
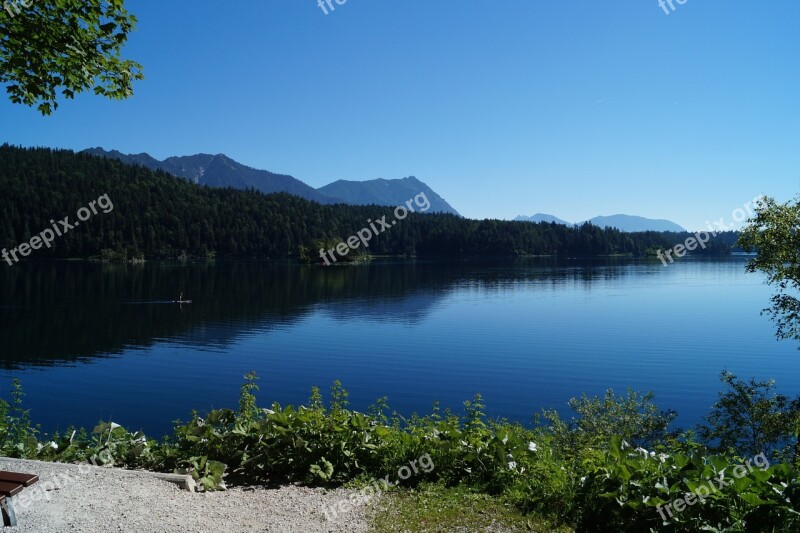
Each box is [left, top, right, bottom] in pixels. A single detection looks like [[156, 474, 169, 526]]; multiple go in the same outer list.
[[1, 0, 798, 229]]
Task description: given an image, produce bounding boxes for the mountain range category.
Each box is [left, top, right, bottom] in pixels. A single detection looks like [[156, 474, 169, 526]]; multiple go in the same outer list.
[[82, 148, 460, 215], [83, 148, 683, 231], [514, 213, 686, 232], [318, 177, 457, 215], [514, 213, 573, 226]]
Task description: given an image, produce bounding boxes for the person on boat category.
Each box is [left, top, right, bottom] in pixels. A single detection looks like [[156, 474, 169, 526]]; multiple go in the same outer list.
[[178, 292, 184, 302]]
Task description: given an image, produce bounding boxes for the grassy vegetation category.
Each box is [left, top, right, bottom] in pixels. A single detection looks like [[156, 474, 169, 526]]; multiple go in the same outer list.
[[371, 484, 571, 532], [1, 371, 799, 531]]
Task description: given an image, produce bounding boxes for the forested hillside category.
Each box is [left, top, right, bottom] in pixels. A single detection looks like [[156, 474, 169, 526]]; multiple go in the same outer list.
[[0, 145, 736, 261]]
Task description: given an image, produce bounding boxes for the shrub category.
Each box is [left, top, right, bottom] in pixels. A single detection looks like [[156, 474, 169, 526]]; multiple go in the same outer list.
[[541, 388, 677, 454], [699, 370, 799, 462]]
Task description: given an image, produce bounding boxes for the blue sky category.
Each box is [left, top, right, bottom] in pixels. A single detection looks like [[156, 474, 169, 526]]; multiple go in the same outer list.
[[1, 0, 798, 229]]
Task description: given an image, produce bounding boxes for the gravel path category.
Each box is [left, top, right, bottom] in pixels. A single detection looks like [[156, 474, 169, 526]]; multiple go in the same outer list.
[[0, 459, 373, 532]]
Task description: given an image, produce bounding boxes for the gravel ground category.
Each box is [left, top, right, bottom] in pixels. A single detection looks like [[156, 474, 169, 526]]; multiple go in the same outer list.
[[0, 459, 373, 532]]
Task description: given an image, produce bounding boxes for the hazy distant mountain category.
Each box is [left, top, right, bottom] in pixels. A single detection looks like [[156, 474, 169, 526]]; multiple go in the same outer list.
[[84, 149, 457, 214], [83, 148, 338, 204], [317, 176, 460, 215], [515, 212, 686, 232], [514, 213, 572, 225], [585, 214, 686, 232]]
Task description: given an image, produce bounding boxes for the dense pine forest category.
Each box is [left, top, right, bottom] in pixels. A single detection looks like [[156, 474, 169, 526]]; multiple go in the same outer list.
[[0, 145, 738, 261]]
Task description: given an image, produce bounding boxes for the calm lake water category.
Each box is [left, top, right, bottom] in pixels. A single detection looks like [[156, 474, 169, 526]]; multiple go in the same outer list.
[[1, 257, 798, 437]]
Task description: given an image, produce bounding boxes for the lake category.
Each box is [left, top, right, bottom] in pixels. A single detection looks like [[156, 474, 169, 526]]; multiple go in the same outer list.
[[0, 257, 798, 438]]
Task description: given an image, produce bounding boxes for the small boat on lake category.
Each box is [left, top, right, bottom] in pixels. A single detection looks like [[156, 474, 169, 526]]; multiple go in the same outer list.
[[175, 292, 191, 304]]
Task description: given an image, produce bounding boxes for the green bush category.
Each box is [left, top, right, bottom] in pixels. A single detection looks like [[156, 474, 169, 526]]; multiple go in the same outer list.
[[542, 388, 677, 453], [700, 371, 798, 462], [576, 436, 800, 532], [2, 372, 800, 531]]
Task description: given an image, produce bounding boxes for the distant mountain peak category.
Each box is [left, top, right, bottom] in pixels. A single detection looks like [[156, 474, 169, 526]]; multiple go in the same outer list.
[[585, 214, 686, 232], [515, 211, 686, 232], [514, 213, 572, 225], [83, 148, 334, 203], [317, 175, 459, 215], [83, 148, 459, 214]]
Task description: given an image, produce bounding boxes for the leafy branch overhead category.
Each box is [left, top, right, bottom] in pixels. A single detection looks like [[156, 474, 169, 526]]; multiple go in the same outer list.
[[0, 0, 144, 114], [738, 196, 800, 341]]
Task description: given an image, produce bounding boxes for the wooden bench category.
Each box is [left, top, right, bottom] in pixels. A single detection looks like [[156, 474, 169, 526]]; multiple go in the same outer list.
[[0, 471, 39, 527]]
